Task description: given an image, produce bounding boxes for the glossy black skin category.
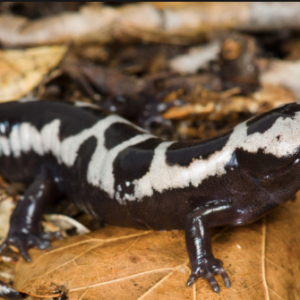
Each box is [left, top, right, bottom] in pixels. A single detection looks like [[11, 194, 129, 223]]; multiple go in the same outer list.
[[0, 282, 22, 300], [0, 101, 300, 298]]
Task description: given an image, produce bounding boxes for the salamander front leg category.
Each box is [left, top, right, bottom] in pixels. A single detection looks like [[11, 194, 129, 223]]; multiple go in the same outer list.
[[0, 168, 63, 262], [185, 206, 232, 293]]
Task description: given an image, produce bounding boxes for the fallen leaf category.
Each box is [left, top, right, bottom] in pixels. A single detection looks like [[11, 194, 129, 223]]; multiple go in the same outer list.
[[0, 45, 67, 102], [14, 194, 300, 299]]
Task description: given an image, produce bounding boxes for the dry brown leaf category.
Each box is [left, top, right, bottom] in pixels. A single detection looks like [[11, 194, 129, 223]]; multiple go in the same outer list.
[[14, 194, 300, 299], [0, 197, 15, 240], [0, 45, 67, 102]]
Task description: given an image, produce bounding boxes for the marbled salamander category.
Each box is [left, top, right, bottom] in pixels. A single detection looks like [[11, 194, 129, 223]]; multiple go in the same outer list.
[[0, 100, 300, 299]]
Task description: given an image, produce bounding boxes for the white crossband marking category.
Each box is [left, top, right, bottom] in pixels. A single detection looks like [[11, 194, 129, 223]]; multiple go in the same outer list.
[[1, 109, 300, 203]]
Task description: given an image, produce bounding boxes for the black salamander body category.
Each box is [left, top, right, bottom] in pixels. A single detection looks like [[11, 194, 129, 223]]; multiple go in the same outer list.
[[1, 100, 300, 298]]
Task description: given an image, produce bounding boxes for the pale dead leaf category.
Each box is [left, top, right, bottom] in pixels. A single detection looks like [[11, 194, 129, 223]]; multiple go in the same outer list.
[[169, 41, 221, 74], [44, 214, 90, 235], [0, 45, 67, 102], [0, 197, 15, 239], [259, 59, 300, 100], [14, 194, 300, 299]]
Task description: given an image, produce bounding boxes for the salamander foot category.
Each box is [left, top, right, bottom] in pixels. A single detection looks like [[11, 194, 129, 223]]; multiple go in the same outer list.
[[186, 258, 231, 293], [0, 230, 62, 262]]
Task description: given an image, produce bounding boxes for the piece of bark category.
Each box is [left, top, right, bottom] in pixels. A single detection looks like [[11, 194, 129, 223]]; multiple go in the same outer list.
[[2, 3, 300, 47]]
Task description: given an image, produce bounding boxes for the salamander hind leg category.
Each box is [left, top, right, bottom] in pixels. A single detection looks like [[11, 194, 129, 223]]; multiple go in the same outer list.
[[185, 204, 233, 292], [0, 167, 63, 262]]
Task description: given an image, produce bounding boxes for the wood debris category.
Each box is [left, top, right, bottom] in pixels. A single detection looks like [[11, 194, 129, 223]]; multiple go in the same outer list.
[[1, 3, 300, 47]]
